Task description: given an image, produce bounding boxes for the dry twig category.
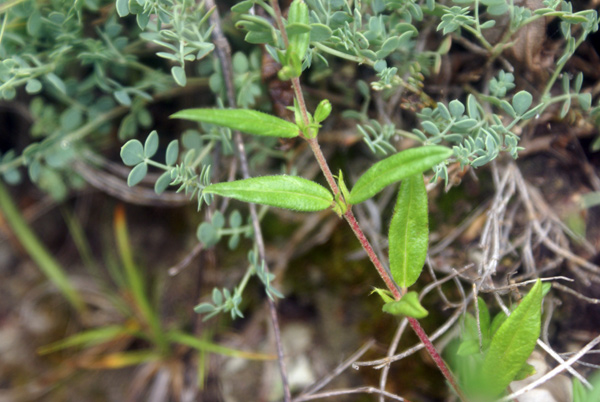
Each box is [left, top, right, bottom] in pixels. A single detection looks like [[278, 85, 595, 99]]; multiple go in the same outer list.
[[205, 1, 291, 399], [499, 334, 600, 401]]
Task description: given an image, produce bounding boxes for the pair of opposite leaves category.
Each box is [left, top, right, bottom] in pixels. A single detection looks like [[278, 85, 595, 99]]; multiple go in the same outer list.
[[167, 109, 546, 399], [169, 108, 452, 289]]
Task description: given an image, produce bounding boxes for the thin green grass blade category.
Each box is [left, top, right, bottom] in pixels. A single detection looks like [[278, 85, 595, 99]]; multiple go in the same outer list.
[[37, 325, 135, 355], [168, 330, 275, 360], [113, 205, 167, 353], [89, 350, 161, 368], [0, 181, 85, 312]]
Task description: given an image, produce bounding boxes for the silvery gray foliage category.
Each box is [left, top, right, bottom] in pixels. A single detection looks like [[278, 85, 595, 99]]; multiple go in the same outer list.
[[194, 286, 244, 320], [342, 0, 598, 184], [415, 92, 531, 180], [249, 249, 284, 301], [358, 119, 397, 156], [0, 0, 215, 198], [192, 248, 283, 321], [2, 0, 598, 329], [116, 0, 215, 86]]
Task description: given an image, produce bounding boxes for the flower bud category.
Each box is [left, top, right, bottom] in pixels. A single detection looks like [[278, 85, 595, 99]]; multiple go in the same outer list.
[[314, 99, 332, 123]]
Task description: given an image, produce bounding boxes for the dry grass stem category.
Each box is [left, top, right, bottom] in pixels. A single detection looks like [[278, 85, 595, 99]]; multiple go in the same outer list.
[[499, 334, 600, 401], [298, 340, 376, 399], [354, 306, 466, 369], [293, 386, 409, 402]]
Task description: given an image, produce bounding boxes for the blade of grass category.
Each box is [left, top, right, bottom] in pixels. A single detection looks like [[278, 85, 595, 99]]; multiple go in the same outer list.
[[37, 323, 139, 355], [198, 330, 208, 391], [113, 204, 167, 354], [61, 207, 99, 277], [0, 181, 85, 312], [86, 350, 161, 369], [168, 329, 275, 360], [0, 0, 27, 14], [102, 228, 128, 289]]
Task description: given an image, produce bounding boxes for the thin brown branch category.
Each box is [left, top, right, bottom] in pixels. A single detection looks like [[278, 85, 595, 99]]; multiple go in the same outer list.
[[206, 2, 291, 400], [354, 305, 466, 368], [73, 160, 190, 207], [167, 242, 204, 276], [499, 334, 600, 401], [378, 318, 409, 402], [477, 276, 574, 293], [294, 386, 410, 402], [553, 283, 600, 304], [512, 163, 600, 276], [298, 339, 376, 398]]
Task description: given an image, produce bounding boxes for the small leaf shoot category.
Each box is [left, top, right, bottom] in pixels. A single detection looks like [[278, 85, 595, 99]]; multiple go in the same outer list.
[[382, 291, 428, 318]]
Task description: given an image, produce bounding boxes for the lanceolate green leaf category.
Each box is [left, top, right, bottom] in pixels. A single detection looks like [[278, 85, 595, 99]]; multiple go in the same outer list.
[[203, 175, 333, 212], [349, 146, 453, 204], [287, 0, 310, 62], [171, 109, 300, 138], [389, 174, 429, 289], [573, 371, 600, 402], [480, 279, 543, 397]]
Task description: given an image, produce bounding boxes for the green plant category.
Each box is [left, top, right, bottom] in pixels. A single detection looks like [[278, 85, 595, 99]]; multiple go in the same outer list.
[[2, 0, 600, 399], [447, 281, 546, 400], [0, 0, 214, 198], [120, 0, 595, 397], [0, 181, 86, 312], [574, 370, 600, 402], [119, 0, 597, 399]]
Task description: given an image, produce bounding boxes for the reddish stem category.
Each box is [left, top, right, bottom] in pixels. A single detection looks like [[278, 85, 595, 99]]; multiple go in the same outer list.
[[306, 137, 339, 196], [271, 0, 288, 48], [291, 77, 312, 138], [305, 137, 397, 294], [407, 317, 467, 401], [306, 129, 465, 401], [269, 1, 464, 400], [343, 208, 402, 300]]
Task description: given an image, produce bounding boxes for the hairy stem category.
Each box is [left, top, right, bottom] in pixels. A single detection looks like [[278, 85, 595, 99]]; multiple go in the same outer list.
[[344, 208, 402, 298], [270, 0, 288, 48], [271, 1, 464, 400], [305, 137, 339, 196], [407, 317, 466, 401], [292, 76, 312, 135], [541, 34, 586, 100], [305, 109, 464, 401]]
